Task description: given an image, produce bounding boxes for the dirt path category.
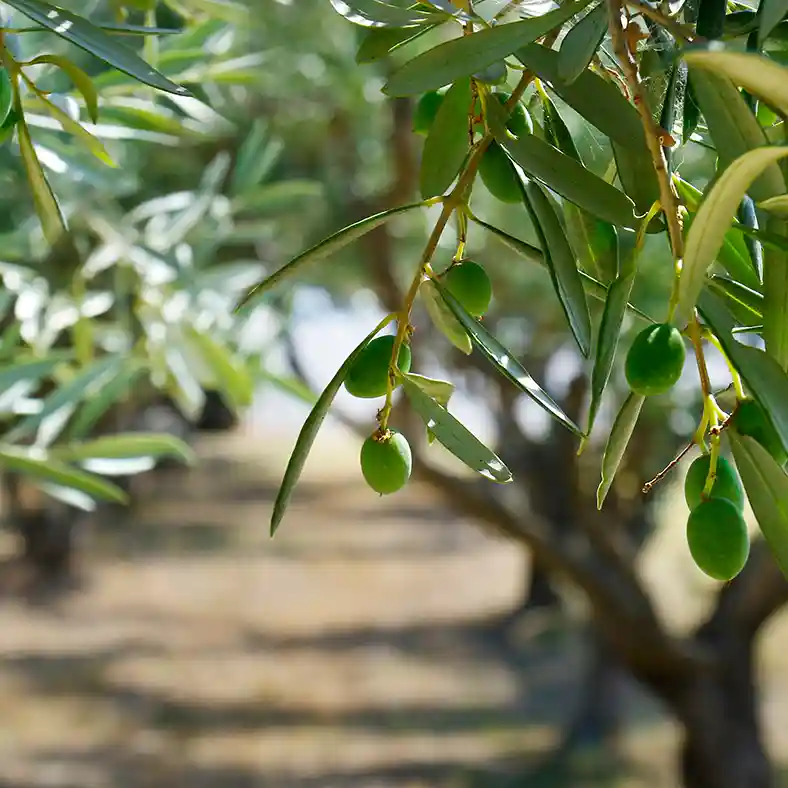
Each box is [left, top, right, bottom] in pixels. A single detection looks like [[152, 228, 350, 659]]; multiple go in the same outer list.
[[0, 426, 776, 787]]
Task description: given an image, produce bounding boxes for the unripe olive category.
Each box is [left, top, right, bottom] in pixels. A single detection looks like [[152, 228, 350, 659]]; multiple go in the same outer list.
[[345, 336, 412, 399], [625, 323, 686, 396], [413, 90, 445, 135], [686, 498, 750, 581], [732, 398, 787, 466], [474, 92, 532, 137], [478, 142, 522, 204], [360, 430, 412, 495], [684, 455, 745, 512], [441, 260, 492, 317]]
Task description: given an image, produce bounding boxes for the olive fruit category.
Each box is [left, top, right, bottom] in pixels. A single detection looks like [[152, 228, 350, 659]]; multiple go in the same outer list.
[[474, 92, 532, 137], [732, 398, 787, 466], [686, 498, 750, 581], [478, 142, 522, 204], [345, 336, 412, 399], [441, 261, 492, 317], [684, 455, 745, 512], [624, 323, 686, 396], [413, 90, 445, 135], [360, 430, 412, 495]]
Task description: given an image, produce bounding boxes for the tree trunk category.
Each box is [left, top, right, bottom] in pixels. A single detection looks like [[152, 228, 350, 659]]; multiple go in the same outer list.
[[676, 635, 772, 788]]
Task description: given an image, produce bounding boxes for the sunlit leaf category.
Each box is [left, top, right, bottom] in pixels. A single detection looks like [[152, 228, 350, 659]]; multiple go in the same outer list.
[[433, 278, 585, 436], [699, 292, 788, 458], [706, 275, 763, 325], [402, 377, 512, 483], [383, 0, 592, 95], [24, 54, 99, 123], [597, 391, 645, 508], [330, 0, 442, 27], [187, 327, 254, 412], [36, 94, 115, 166], [401, 371, 455, 407], [237, 201, 428, 311], [16, 114, 67, 244], [420, 77, 471, 199], [729, 432, 788, 579], [270, 317, 393, 535], [3, 0, 191, 95], [55, 433, 195, 465], [675, 146, 788, 329], [685, 48, 788, 117], [0, 446, 128, 504]]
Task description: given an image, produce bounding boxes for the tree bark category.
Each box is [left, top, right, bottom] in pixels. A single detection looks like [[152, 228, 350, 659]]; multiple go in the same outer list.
[[676, 638, 772, 788]]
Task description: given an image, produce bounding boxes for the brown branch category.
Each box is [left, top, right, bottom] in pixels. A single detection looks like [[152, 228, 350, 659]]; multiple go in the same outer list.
[[624, 0, 697, 42], [607, 0, 684, 263]]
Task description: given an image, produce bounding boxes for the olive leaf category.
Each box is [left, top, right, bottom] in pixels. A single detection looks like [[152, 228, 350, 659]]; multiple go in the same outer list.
[[597, 391, 645, 508], [237, 201, 428, 310], [420, 279, 473, 354], [729, 431, 788, 579], [433, 279, 585, 437], [420, 78, 472, 199], [330, 0, 443, 28], [402, 378, 512, 483], [383, 0, 592, 96], [54, 433, 195, 465], [557, 2, 608, 84], [270, 317, 393, 535], [3, 0, 190, 95]]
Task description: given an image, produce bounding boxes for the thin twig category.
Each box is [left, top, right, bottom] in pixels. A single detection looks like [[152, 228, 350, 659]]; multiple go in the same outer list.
[[642, 440, 695, 494], [607, 0, 684, 264], [624, 0, 697, 42]]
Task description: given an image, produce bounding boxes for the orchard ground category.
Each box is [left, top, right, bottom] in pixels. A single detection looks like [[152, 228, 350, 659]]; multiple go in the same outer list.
[[3, 411, 788, 786]]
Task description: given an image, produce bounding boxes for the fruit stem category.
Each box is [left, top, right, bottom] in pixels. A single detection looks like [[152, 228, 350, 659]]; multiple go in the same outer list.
[[378, 67, 535, 432], [701, 431, 721, 501], [703, 328, 746, 401], [688, 311, 712, 399]]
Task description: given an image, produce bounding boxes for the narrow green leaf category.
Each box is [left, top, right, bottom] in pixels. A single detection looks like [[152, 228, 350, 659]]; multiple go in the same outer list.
[[675, 175, 760, 290], [763, 218, 788, 368], [433, 278, 585, 436], [16, 114, 67, 244], [687, 68, 785, 203], [757, 0, 788, 43], [54, 433, 195, 465], [401, 371, 455, 407], [67, 360, 145, 440], [0, 354, 69, 391], [468, 213, 654, 321], [597, 391, 645, 508], [686, 49, 788, 115], [270, 317, 393, 535], [356, 24, 435, 62], [25, 54, 99, 122], [383, 0, 593, 95], [0, 68, 12, 127], [420, 278, 473, 354], [676, 146, 788, 328], [707, 275, 763, 324], [420, 78, 471, 199], [541, 94, 618, 282], [494, 128, 637, 228], [7, 355, 123, 444], [330, 0, 442, 28], [521, 179, 592, 355], [3, 0, 190, 95], [612, 140, 662, 221], [187, 327, 253, 412], [587, 267, 636, 436], [557, 2, 607, 84], [402, 377, 512, 483], [698, 292, 788, 457], [0, 446, 128, 504], [36, 94, 115, 166], [760, 195, 788, 216], [729, 432, 788, 579], [515, 43, 649, 153], [237, 201, 427, 310]]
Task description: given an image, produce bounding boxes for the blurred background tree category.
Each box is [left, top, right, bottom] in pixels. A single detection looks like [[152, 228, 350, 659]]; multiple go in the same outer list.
[[1, 1, 788, 788]]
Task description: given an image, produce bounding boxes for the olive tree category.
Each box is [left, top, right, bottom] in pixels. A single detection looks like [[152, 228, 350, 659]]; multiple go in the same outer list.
[[242, 2, 788, 786]]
